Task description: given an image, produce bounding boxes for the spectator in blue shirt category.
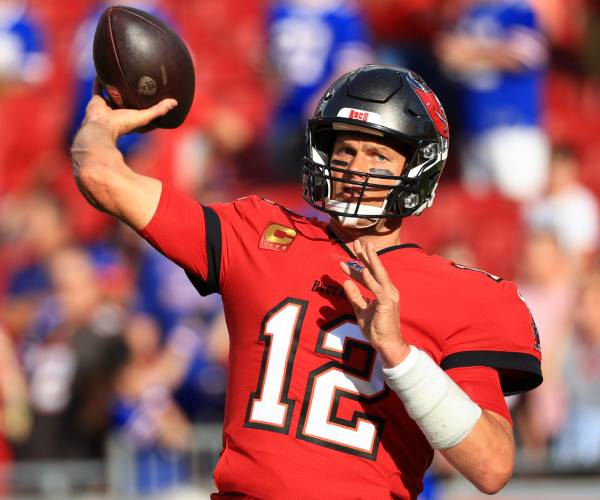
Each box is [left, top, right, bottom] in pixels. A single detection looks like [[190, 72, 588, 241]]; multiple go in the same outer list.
[[436, 0, 549, 202], [267, 0, 373, 179], [0, 0, 50, 89]]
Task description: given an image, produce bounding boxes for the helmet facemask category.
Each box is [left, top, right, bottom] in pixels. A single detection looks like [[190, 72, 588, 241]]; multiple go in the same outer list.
[[303, 125, 447, 226], [306, 146, 404, 228]]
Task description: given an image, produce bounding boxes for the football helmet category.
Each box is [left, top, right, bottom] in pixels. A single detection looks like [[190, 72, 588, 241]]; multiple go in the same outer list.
[[302, 64, 449, 226]]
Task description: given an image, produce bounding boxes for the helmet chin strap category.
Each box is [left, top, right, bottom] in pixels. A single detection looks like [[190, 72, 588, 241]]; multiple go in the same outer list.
[[326, 199, 381, 229]]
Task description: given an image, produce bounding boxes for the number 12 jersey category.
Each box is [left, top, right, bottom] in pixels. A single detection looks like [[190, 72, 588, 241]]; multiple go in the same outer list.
[[140, 184, 542, 499]]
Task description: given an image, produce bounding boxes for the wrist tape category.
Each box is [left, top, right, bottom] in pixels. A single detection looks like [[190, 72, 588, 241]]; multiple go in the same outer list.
[[382, 346, 482, 449]]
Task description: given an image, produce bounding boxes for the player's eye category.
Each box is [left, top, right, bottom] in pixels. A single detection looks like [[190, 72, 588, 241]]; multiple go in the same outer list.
[[336, 147, 355, 156], [331, 147, 355, 167], [373, 152, 389, 162]]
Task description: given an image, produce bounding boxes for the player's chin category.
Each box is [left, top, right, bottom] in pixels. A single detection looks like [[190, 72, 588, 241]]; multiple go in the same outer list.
[[355, 217, 379, 229]]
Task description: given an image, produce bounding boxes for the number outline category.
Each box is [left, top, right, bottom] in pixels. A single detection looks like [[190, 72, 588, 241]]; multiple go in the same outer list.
[[296, 316, 388, 460], [243, 298, 307, 434]]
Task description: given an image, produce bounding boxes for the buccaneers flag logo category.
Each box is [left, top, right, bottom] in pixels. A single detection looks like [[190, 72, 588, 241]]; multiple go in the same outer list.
[[406, 71, 449, 140]]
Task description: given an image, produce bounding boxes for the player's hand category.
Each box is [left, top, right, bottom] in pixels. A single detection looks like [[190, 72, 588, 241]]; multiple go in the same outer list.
[[83, 78, 177, 140], [340, 240, 410, 367]]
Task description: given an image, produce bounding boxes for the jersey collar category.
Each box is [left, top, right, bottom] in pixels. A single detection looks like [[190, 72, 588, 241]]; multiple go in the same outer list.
[[326, 226, 421, 259]]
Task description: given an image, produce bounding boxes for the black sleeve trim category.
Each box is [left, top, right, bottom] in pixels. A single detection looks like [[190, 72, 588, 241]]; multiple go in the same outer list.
[[440, 351, 542, 396], [185, 205, 222, 296]]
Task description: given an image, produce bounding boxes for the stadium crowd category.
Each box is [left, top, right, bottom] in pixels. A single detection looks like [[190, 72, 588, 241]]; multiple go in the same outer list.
[[0, 0, 599, 497]]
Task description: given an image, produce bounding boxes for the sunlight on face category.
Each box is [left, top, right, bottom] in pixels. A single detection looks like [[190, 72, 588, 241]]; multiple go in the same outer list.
[[330, 134, 407, 208]]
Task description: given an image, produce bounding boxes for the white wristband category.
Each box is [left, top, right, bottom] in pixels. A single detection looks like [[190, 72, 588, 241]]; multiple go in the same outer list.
[[382, 346, 482, 449]]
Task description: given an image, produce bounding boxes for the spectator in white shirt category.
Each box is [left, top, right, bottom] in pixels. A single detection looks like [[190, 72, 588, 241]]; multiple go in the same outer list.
[[526, 143, 599, 272]]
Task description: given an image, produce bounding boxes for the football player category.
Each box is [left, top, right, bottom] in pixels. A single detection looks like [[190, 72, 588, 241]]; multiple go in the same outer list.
[[72, 65, 542, 498]]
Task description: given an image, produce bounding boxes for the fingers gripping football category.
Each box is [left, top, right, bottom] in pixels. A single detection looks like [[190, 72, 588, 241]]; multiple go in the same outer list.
[[84, 79, 178, 140], [340, 241, 409, 364]]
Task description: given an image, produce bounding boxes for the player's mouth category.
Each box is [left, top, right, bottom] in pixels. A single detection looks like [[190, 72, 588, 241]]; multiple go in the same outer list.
[[339, 189, 360, 201], [338, 186, 385, 202]]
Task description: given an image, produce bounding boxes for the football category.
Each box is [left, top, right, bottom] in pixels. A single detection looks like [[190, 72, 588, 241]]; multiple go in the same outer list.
[[93, 6, 195, 129]]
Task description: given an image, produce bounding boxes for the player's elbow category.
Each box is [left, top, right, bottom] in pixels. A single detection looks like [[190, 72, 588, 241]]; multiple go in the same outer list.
[[472, 456, 513, 495], [71, 151, 124, 213], [475, 474, 510, 495]]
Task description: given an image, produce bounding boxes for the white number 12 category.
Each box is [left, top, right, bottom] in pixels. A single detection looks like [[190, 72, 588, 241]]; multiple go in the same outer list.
[[244, 298, 387, 459]]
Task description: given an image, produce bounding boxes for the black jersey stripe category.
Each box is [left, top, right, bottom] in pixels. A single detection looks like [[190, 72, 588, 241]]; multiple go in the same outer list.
[[185, 205, 222, 296], [440, 350, 542, 396]]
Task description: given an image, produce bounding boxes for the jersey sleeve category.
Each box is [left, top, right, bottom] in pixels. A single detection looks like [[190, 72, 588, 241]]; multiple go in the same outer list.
[[139, 184, 284, 296], [441, 278, 542, 396], [447, 366, 512, 425], [138, 182, 220, 295]]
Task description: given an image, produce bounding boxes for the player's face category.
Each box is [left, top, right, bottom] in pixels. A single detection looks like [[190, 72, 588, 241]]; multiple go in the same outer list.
[[329, 134, 407, 208]]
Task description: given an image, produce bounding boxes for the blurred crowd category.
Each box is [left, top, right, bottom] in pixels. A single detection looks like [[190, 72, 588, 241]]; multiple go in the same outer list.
[[1, 0, 600, 496]]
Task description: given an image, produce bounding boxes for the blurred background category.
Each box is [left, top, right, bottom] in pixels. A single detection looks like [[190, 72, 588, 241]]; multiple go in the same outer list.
[[0, 0, 599, 498]]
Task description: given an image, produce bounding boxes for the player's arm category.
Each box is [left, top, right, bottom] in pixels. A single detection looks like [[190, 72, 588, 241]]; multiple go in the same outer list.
[[340, 241, 515, 494], [440, 408, 514, 493], [70, 86, 177, 230]]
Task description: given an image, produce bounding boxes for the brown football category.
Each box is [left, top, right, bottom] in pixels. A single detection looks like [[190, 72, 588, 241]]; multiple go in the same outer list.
[[93, 6, 195, 129]]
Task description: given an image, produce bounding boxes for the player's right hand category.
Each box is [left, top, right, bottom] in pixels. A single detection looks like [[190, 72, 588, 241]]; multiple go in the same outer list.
[[340, 240, 411, 368], [83, 78, 178, 140]]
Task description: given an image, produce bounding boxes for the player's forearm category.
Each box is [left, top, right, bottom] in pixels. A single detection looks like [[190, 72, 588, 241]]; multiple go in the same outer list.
[[71, 121, 161, 229], [382, 347, 514, 494], [441, 410, 515, 494], [71, 120, 128, 215]]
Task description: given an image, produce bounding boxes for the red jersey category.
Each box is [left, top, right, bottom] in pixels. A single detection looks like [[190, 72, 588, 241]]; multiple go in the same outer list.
[[140, 184, 542, 500]]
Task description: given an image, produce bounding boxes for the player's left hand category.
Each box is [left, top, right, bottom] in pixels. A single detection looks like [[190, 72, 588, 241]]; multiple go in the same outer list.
[[340, 240, 411, 367]]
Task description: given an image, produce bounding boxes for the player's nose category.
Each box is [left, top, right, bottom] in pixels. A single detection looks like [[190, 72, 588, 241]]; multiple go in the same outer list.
[[345, 152, 369, 179]]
